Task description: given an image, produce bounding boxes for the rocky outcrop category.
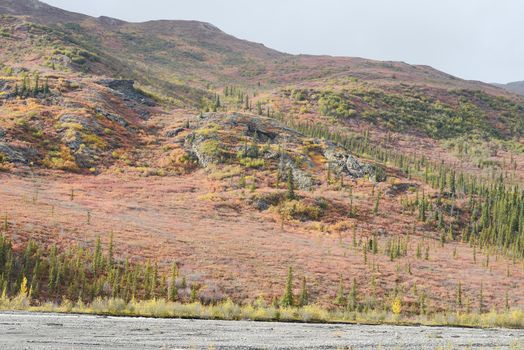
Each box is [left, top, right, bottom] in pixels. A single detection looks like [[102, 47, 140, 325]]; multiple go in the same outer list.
[[59, 128, 96, 168], [186, 135, 224, 167], [95, 108, 129, 128], [278, 153, 317, 191], [59, 114, 102, 134], [96, 79, 155, 108], [324, 148, 386, 182], [0, 143, 27, 164], [58, 114, 100, 168]]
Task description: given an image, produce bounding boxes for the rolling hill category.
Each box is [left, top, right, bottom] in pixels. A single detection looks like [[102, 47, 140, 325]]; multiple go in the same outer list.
[[496, 81, 524, 96]]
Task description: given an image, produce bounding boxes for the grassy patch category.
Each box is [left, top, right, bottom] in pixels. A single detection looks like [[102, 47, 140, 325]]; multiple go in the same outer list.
[[1, 296, 523, 329]]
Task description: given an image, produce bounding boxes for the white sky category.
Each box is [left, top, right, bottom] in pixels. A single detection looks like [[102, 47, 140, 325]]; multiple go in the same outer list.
[[42, 0, 524, 84]]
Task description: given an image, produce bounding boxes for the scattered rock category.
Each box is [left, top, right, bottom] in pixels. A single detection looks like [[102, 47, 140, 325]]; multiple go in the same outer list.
[[245, 122, 277, 142]]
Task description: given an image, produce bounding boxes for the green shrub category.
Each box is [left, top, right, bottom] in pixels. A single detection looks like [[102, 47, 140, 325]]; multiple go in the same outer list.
[[279, 199, 323, 221]]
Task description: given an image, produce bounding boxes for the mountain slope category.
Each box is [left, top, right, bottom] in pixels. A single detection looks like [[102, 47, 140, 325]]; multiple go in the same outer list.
[[0, 0, 524, 317], [495, 81, 524, 96], [0, 0, 88, 23], [0, 0, 517, 97]]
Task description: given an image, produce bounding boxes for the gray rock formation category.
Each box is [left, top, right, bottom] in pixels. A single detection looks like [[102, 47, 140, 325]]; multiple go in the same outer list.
[[324, 148, 386, 182], [96, 79, 155, 108], [58, 115, 100, 168], [95, 108, 129, 128], [0, 143, 27, 164], [59, 114, 102, 135], [186, 135, 224, 167], [278, 153, 316, 191]]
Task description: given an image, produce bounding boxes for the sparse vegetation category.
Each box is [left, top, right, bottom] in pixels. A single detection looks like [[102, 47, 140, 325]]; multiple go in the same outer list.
[[0, 1, 523, 332]]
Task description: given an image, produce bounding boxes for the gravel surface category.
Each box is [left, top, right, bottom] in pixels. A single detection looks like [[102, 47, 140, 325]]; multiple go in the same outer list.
[[0, 312, 523, 349]]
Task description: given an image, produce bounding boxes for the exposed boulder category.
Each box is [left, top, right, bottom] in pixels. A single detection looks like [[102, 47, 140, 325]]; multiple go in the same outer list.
[[105, 113, 128, 128], [324, 148, 386, 182], [0, 143, 27, 164], [61, 129, 83, 152], [278, 153, 317, 191]]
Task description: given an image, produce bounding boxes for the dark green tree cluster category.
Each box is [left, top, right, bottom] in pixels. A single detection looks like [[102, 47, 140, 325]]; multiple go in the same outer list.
[[0, 234, 187, 304], [385, 236, 409, 261], [13, 74, 50, 99], [223, 86, 252, 110], [280, 267, 309, 307]]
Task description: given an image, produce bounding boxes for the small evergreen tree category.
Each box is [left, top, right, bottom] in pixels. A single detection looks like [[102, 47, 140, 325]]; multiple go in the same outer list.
[[286, 168, 295, 200], [479, 281, 484, 314], [190, 284, 198, 303], [347, 278, 358, 311], [280, 266, 294, 307], [334, 276, 345, 305], [299, 276, 308, 307], [93, 236, 103, 274], [106, 232, 114, 267], [373, 190, 381, 215], [456, 281, 462, 309]]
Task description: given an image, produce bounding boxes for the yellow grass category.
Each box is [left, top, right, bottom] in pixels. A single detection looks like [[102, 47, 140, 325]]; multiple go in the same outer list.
[[1, 295, 523, 329]]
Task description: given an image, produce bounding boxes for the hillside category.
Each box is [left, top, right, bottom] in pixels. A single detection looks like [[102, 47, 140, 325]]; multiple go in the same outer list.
[[1, 0, 524, 321], [496, 81, 524, 96], [0, 0, 518, 99]]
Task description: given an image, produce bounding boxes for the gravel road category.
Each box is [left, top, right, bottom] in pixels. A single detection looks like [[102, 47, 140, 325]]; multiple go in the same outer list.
[[0, 312, 523, 349]]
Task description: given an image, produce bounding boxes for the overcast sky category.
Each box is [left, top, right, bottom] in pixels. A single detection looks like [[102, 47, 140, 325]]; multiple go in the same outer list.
[[42, 0, 523, 84]]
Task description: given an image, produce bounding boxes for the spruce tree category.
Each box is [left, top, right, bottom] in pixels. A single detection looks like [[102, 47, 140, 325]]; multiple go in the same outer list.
[[190, 284, 198, 303], [456, 281, 462, 310], [373, 190, 381, 215], [280, 266, 294, 307], [334, 276, 345, 305], [347, 278, 358, 312], [169, 262, 179, 302], [43, 78, 49, 95], [299, 276, 308, 307], [107, 232, 114, 267], [93, 236, 103, 274], [479, 281, 484, 314], [348, 187, 355, 217], [286, 168, 295, 200]]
